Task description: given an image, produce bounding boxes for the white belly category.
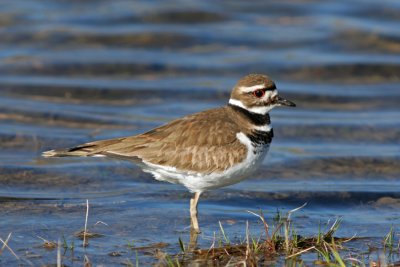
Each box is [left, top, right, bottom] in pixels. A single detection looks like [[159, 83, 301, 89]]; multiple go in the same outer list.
[[141, 132, 270, 193]]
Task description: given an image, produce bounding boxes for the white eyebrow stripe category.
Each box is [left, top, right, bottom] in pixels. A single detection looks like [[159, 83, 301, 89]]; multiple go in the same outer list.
[[239, 84, 265, 93]]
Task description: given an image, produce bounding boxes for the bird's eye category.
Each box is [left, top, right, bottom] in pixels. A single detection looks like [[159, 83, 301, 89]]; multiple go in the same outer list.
[[252, 89, 265, 98]]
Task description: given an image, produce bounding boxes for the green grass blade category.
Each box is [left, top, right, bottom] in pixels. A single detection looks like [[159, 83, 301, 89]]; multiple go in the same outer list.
[[219, 221, 230, 244]]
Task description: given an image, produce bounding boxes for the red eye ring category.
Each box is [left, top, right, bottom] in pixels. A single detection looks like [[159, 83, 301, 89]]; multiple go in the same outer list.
[[252, 89, 265, 98]]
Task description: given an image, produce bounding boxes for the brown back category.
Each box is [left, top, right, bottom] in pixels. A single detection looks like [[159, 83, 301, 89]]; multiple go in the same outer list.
[[81, 106, 249, 174]]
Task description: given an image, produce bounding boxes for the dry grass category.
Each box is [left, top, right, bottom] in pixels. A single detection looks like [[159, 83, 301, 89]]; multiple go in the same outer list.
[[0, 233, 19, 260]]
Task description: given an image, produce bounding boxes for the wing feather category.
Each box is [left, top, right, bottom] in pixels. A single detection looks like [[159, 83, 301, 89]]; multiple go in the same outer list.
[[44, 106, 247, 174]]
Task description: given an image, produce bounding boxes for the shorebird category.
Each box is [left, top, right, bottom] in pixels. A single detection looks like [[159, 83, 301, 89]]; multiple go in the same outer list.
[[43, 74, 295, 232]]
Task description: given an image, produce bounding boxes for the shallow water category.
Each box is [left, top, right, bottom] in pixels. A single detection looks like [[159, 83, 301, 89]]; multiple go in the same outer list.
[[1, 0, 400, 265]]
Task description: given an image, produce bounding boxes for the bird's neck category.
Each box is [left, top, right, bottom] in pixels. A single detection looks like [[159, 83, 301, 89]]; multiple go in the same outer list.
[[227, 103, 271, 126]]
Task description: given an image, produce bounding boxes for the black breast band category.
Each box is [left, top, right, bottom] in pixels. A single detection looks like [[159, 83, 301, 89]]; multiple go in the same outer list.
[[247, 129, 274, 145]]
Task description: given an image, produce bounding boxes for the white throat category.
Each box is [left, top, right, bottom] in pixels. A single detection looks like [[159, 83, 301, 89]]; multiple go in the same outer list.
[[229, 98, 275, 114]]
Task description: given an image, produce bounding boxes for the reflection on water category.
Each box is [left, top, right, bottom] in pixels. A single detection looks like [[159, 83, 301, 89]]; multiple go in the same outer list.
[[0, 0, 399, 265]]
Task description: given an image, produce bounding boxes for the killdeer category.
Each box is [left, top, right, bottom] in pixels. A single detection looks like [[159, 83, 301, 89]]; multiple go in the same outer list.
[[43, 74, 295, 232]]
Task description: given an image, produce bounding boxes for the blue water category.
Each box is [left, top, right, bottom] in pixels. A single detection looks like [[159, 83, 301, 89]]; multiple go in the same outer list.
[[0, 0, 399, 265]]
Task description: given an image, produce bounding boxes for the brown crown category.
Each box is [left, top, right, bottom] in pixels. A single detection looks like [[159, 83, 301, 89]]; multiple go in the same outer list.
[[230, 74, 277, 107]]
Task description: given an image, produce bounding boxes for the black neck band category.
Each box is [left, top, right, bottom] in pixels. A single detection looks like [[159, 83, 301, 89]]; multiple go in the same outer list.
[[228, 104, 271, 125]]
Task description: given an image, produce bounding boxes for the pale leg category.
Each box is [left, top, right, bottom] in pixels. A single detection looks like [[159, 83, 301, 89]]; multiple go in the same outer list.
[[190, 192, 201, 233]]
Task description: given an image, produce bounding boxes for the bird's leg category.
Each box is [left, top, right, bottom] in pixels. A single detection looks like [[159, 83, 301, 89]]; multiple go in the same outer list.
[[190, 192, 201, 233], [189, 226, 199, 251]]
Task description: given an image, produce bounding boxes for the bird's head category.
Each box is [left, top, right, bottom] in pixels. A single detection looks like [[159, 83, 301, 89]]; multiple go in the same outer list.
[[229, 74, 296, 114]]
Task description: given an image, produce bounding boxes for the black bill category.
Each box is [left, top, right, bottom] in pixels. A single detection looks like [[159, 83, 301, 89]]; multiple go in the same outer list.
[[275, 95, 296, 107]]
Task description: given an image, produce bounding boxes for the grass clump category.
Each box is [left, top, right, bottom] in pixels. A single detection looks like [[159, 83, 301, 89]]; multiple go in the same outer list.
[[163, 204, 364, 266]]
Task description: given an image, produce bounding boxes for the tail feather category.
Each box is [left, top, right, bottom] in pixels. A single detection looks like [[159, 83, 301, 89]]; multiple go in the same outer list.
[[42, 138, 125, 158]]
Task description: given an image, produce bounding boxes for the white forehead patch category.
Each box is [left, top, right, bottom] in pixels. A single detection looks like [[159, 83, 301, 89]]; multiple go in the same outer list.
[[264, 90, 278, 100], [239, 84, 265, 93]]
